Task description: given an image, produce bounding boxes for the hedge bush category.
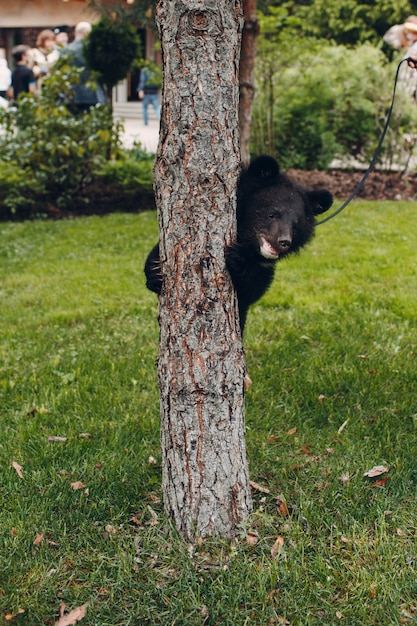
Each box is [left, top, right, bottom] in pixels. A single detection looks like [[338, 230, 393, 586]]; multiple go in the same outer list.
[[0, 66, 155, 220], [252, 40, 417, 170]]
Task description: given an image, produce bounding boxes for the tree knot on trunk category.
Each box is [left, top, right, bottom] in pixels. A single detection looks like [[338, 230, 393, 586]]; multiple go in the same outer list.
[[189, 10, 211, 32]]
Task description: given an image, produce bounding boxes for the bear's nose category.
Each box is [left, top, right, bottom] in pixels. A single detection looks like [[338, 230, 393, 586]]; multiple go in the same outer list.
[[278, 238, 291, 251]]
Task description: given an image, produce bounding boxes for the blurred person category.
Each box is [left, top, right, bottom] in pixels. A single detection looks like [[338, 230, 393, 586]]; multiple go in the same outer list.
[[402, 22, 417, 95], [404, 21, 417, 58], [136, 58, 161, 126], [60, 21, 106, 114], [9, 45, 36, 102], [383, 15, 417, 50], [30, 29, 59, 90], [0, 57, 11, 98], [55, 31, 69, 49]]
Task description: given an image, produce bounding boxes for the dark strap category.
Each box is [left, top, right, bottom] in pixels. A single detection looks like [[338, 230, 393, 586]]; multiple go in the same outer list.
[[316, 58, 411, 226]]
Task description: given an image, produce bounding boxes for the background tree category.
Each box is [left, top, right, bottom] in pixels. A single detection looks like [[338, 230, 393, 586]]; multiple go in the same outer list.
[[266, 0, 417, 46], [83, 14, 142, 107], [153, 0, 252, 541], [251, 2, 417, 168], [88, 0, 157, 26], [88, 0, 259, 162], [239, 0, 260, 165], [250, 6, 302, 156]]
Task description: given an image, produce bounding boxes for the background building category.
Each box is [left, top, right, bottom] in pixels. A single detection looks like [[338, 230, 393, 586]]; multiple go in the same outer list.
[[0, 0, 158, 112]]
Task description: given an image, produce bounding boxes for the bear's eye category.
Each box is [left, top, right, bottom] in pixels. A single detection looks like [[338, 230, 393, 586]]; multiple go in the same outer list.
[[268, 211, 277, 219]]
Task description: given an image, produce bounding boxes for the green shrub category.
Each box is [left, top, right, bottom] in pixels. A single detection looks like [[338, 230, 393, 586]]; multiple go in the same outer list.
[[252, 39, 417, 170], [0, 66, 155, 220], [84, 15, 142, 103], [98, 144, 154, 194], [84, 147, 156, 214]]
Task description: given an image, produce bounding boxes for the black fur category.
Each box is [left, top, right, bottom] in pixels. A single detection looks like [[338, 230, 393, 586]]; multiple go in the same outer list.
[[144, 243, 163, 295], [144, 156, 333, 334]]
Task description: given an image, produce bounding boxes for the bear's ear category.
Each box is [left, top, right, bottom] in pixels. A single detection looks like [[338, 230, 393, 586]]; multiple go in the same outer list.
[[247, 156, 280, 181], [307, 189, 333, 215]]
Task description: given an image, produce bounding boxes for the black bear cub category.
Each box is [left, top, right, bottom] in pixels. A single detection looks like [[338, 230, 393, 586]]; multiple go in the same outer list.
[[144, 156, 333, 333]]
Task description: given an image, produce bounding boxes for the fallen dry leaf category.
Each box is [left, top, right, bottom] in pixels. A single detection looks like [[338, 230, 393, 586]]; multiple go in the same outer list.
[[337, 418, 350, 434], [287, 427, 297, 436], [147, 492, 161, 503], [55, 603, 88, 626], [33, 533, 44, 546], [249, 480, 270, 494], [339, 472, 350, 483], [12, 461, 24, 479], [364, 465, 389, 478], [70, 481, 85, 491], [271, 535, 284, 559], [46, 568, 58, 577], [278, 501, 289, 517], [370, 477, 389, 488], [5, 608, 25, 621], [246, 530, 259, 546], [47, 436, 68, 443], [400, 606, 417, 620], [146, 505, 159, 526]]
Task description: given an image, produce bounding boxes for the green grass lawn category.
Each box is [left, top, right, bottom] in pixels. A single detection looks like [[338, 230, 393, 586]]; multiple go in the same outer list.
[[1, 203, 416, 625]]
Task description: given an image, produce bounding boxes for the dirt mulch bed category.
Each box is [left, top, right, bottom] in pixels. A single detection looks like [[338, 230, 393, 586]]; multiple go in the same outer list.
[[286, 168, 417, 201], [3, 169, 415, 222]]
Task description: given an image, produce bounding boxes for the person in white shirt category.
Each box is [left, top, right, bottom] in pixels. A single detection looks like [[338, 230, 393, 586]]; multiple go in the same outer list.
[[0, 57, 11, 98], [30, 29, 59, 91]]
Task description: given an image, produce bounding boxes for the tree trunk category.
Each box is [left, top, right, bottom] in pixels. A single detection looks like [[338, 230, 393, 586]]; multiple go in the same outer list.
[[154, 0, 252, 541], [239, 0, 259, 166]]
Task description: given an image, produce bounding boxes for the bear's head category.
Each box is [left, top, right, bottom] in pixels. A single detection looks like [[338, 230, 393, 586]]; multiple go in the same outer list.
[[237, 156, 333, 260]]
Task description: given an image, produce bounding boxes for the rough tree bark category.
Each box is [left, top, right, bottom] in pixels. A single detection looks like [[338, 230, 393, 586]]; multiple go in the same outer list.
[[239, 0, 259, 166], [154, 0, 252, 541]]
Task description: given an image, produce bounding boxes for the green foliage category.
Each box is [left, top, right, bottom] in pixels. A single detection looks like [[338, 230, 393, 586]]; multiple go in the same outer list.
[[252, 20, 417, 169], [93, 146, 156, 213], [0, 67, 154, 220], [137, 58, 162, 88], [87, 0, 157, 28], [1, 206, 417, 624], [84, 16, 142, 94], [98, 144, 154, 194], [265, 0, 416, 45]]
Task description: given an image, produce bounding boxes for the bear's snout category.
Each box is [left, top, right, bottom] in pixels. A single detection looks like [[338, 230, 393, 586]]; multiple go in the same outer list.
[[277, 237, 291, 252]]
